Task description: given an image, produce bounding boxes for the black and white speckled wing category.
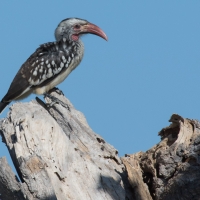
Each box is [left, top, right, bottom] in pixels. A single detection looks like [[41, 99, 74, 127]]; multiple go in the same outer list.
[[2, 41, 75, 102], [22, 42, 72, 87]]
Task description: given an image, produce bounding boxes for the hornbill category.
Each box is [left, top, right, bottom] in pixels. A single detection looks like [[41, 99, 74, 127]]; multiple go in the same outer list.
[[0, 18, 107, 113]]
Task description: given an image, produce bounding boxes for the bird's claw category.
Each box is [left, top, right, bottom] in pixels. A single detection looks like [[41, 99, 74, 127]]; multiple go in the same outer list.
[[44, 93, 70, 111]]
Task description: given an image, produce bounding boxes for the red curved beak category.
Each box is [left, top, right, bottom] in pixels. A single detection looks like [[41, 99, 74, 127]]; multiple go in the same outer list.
[[82, 23, 108, 41]]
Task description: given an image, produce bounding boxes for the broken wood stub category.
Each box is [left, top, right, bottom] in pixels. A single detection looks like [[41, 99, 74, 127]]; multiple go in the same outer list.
[[122, 114, 200, 200], [0, 90, 134, 200]]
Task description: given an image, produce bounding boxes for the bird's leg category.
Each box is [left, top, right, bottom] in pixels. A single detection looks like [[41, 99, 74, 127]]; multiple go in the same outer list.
[[44, 93, 70, 111]]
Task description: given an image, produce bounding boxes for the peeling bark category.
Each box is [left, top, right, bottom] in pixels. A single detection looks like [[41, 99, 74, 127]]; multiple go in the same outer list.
[[0, 89, 200, 200]]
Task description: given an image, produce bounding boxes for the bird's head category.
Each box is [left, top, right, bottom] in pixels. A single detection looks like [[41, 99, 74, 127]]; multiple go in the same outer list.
[[55, 18, 107, 42]]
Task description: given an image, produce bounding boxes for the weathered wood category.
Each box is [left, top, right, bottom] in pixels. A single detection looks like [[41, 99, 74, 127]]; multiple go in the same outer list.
[[122, 114, 200, 200], [121, 154, 152, 200], [1, 89, 200, 200], [0, 157, 25, 200], [0, 89, 134, 200]]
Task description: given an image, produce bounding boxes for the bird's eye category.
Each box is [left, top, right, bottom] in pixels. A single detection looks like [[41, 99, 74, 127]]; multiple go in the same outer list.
[[74, 24, 81, 29]]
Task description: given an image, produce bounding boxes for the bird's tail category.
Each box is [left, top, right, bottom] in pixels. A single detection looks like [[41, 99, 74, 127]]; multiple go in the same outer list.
[[0, 101, 10, 114]]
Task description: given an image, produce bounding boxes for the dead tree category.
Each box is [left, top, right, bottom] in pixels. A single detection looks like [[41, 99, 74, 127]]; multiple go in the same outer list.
[[0, 89, 200, 200]]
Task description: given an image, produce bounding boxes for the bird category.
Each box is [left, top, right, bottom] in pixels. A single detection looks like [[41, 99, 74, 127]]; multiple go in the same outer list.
[[0, 18, 107, 113]]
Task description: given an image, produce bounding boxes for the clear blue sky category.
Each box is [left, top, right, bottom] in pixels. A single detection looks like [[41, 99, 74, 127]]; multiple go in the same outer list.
[[0, 1, 200, 170]]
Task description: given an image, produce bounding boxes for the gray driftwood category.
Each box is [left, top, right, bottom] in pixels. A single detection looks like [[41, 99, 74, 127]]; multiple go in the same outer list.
[[0, 89, 200, 200]]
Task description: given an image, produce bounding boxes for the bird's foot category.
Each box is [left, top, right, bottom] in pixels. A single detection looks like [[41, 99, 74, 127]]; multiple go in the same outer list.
[[48, 87, 64, 96], [44, 93, 70, 111]]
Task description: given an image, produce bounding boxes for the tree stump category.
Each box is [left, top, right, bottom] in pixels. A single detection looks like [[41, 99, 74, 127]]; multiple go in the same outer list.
[[0, 89, 199, 200]]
